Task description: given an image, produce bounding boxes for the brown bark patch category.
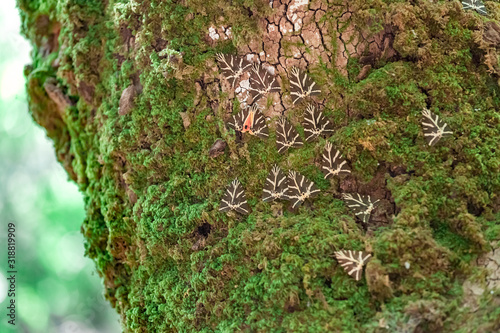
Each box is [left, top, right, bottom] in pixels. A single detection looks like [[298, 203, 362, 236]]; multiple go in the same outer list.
[[118, 85, 137, 116]]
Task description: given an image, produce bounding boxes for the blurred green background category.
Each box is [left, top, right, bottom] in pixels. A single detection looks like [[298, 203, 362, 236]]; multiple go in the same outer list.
[[0, 1, 120, 332]]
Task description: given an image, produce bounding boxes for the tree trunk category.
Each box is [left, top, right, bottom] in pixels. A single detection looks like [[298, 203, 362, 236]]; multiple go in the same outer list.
[[18, 0, 500, 331]]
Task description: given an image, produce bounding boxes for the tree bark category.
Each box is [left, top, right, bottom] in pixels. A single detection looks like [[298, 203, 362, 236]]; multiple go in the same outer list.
[[19, 0, 500, 331]]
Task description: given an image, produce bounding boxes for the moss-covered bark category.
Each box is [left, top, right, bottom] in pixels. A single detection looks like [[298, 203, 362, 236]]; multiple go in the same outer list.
[[18, 0, 500, 331]]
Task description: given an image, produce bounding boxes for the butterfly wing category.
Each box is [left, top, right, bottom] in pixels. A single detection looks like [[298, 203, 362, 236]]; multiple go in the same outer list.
[[321, 142, 351, 179], [461, 0, 488, 16], [262, 165, 289, 202], [421, 108, 453, 146], [299, 173, 320, 201], [276, 117, 303, 154], [303, 104, 318, 142], [249, 64, 281, 102], [287, 171, 302, 208], [216, 54, 252, 87], [219, 181, 235, 212], [227, 108, 248, 133], [303, 104, 333, 142], [342, 193, 378, 223], [220, 179, 250, 215], [233, 185, 250, 215], [334, 250, 372, 281], [287, 171, 320, 209], [249, 106, 269, 139], [289, 67, 321, 104]]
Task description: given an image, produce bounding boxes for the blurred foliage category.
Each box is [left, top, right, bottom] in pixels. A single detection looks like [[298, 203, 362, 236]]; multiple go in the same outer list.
[[0, 0, 119, 332]]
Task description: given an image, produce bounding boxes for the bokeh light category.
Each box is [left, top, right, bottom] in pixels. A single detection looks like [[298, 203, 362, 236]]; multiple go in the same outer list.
[[0, 0, 120, 331]]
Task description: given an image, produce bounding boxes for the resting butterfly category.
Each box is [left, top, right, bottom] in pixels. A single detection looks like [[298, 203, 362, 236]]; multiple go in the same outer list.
[[227, 104, 269, 139], [287, 170, 321, 209], [461, 0, 488, 16], [248, 63, 281, 103], [303, 104, 334, 142], [219, 179, 250, 215], [421, 108, 453, 146], [321, 142, 351, 179], [334, 250, 372, 281], [289, 67, 321, 104], [216, 53, 252, 88], [342, 193, 379, 223], [276, 117, 303, 154], [262, 165, 289, 202]]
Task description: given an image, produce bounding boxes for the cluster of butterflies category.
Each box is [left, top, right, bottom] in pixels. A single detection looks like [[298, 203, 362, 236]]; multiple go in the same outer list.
[[218, 177, 374, 280], [213, 49, 454, 280]]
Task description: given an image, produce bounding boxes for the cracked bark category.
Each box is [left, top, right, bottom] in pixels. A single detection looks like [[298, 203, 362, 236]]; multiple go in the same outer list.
[[211, 0, 397, 119]]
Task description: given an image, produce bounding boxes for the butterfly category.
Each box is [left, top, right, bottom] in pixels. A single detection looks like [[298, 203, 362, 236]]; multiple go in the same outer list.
[[461, 0, 488, 16], [321, 142, 351, 179], [421, 108, 453, 146], [287, 171, 321, 209], [262, 165, 289, 202], [216, 53, 252, 88], [342, 193, 379, 223], [334, 250, 372, 281], [276, 117, 303, 154], [303, 104, 334, 142], [248, 63, 281, 102], [289, 67, 321, 104], [219, 179, 250, 215], [227, 104, 269, 139]]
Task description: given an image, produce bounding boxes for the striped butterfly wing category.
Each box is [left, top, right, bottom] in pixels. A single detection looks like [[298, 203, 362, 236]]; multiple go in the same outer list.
[[334, 250, 372, 281], [216, 53, 252, 88], [227, 108, 249, 133], [321, 142, 351, 179], [342, 193, 379, 223], [262, 165, 289, 202], [303, 104, 334, 142], [219, 179, 250, 215], [461, 0, 488, 16], [249, 63, 281, 103], [248, 104, 269, 139], [287, 170, 320, 209], [421, 108, 453, 146], [289, 67, 321, 105], [276, 117, 303, 154]]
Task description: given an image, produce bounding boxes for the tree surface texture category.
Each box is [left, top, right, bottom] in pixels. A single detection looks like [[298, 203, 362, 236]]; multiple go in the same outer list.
[[18, 0, 500, 331]]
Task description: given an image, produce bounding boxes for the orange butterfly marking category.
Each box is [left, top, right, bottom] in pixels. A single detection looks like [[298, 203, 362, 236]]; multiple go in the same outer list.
[[242, 109, 255, 133]]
